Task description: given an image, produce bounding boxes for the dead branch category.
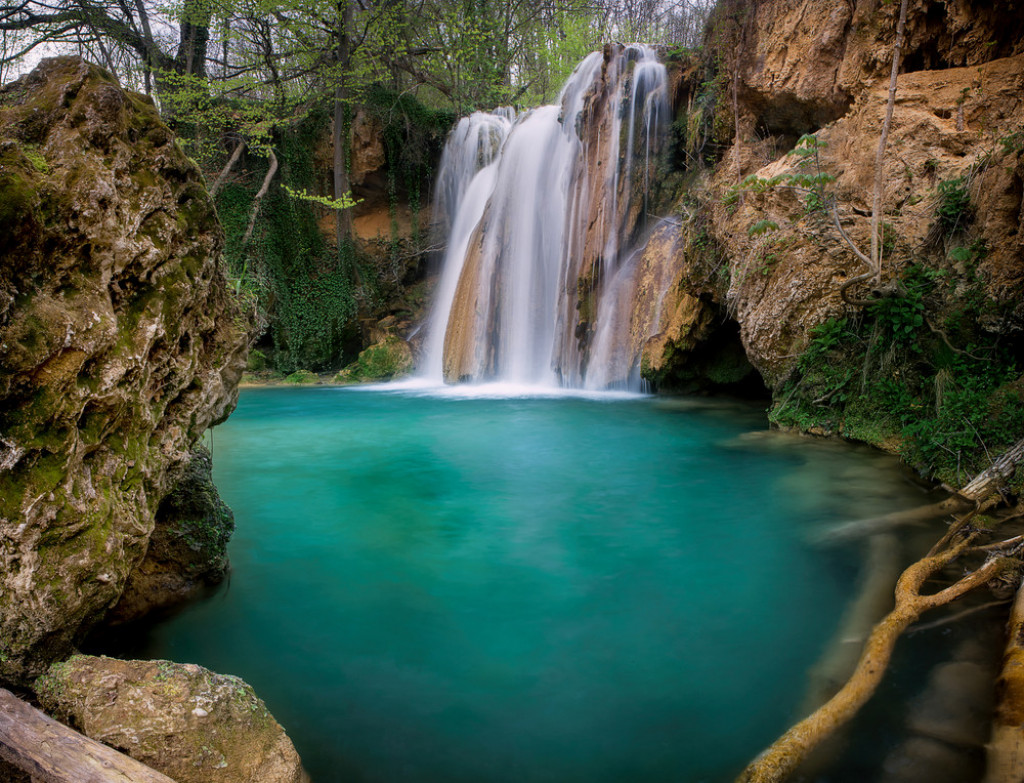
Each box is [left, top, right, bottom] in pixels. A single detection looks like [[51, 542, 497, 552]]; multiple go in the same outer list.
[[959, 437, 1024, 504], [209, 137, 245, 197], [241, 148, 278, 247]]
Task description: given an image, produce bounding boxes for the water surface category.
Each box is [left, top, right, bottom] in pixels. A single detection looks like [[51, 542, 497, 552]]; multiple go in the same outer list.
[[121, 386, 929, 782]]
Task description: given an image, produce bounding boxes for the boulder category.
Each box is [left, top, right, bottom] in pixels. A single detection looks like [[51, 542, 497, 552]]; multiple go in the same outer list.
[[0, 57, 247, 683], [35, 655, 306, 783]]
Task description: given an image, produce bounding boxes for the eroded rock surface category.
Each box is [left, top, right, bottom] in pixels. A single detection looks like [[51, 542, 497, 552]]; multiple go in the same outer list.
[[35, 655, 306, 783], [731, 0, 1024, 137], [0, 57, 247, 683], [106, 443, 235, 624], [710, 52, 1024, 386]]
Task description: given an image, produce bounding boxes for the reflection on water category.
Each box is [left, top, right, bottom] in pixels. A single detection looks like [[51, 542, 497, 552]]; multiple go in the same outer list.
[[106, 388, 944, 783]]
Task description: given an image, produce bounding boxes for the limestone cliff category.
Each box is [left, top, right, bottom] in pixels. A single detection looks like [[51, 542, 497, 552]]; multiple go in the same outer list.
[[0, 58, 247, 684], [644, 0, 1024, 482]]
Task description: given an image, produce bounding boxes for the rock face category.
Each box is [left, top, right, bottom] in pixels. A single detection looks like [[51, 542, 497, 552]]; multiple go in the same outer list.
[[106, 444, 235, 624], [639, 222, 762, 393], [712, 49, 1024, 386], [35, 655, 306, 783], [731, 0, 1024, 138], [643, 0, 1024, 393], [0, 58, 247, 684]]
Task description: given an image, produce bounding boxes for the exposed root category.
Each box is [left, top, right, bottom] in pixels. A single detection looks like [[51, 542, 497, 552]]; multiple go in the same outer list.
[[737, 514, 1017, 783]]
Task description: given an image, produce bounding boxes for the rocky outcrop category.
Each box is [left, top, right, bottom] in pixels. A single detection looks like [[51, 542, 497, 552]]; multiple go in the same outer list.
[[34, 655, 306, 783], [711, 51, 1024, 386], [336, 335, 414, 382], [639, 221, 762, 393], [728, 0, 1024, 137], [106, 444, 235, 624], [0, 57, 247, 684]]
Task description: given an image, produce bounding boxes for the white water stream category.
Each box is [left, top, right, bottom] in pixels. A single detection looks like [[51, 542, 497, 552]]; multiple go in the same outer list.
[[420, 45, 670, 391]]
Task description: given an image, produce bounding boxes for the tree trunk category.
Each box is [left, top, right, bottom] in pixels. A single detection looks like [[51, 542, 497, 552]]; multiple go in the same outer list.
[[333, 1, 355, 250], [210, 138, 245, 197], [175, 0, 211, 78], [986, 579, 1024, 782], [242, 150, 279, 247]]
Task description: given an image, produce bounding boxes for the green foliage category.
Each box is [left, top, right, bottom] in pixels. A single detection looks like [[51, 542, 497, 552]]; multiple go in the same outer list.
[[217, 109, 358, 373], [336, 338, 413, 382], [748, 219, 778, 237], [20, 144, 48, 173], [731, 134, 835, 214], [283, 369, 319, 384], [246, 350, 267, 372], [772, 261, 1024, 487], [866, 269, 929, 350], [935, 175, 973, 234], [282, 185, 358, 210], [361, 83, 456, 245], [798, 318, 850, 371], [999, 130, 1024, 154]]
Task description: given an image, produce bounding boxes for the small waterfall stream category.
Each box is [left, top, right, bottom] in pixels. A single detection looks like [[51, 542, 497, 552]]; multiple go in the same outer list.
[[421, 45, 671, 390]]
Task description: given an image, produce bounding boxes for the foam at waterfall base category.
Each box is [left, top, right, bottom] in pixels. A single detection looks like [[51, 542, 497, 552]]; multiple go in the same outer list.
[[340, 378, 648, 401]]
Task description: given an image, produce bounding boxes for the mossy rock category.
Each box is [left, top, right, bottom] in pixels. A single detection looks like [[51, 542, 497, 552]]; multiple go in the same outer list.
[[0, 57, 248, 684], [35, 655, 306, 783], [283, 369, 319, 384], [106, 445, 235, 624], [335, 337, 413, 383]]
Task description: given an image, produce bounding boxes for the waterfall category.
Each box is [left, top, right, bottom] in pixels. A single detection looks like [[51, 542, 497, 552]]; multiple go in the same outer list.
[[422, 45, 670, 390], [421, 110, 514, 381]]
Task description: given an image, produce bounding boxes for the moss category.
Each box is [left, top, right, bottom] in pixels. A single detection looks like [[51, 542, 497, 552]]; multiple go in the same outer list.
[[772, 267, 1024, 486], [0, 154, 38, 249], [283, 369, 319, 384], [335, 338, 413, 382]]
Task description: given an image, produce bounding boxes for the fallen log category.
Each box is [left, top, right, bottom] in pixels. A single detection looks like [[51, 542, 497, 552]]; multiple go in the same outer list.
[[960, 438, 1024, 505], [0, 687, 177, 783], [800, 534, 902, 714], [813, 498, 969, 545]]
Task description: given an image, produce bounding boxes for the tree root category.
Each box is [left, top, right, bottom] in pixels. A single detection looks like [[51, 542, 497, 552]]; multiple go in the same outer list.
[[737, 512, 1017, 783]]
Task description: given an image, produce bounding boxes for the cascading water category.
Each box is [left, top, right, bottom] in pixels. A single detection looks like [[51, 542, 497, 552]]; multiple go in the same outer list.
[[421, 110, 514, 381], [421, 45, 670, 390]]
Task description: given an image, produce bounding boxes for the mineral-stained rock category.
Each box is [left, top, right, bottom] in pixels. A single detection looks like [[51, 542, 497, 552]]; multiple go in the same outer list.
[[0, 57, 247, 683], [709, 52, 1024, 386], [34, 655, 306, 783], [106, 444, 235, 624], [729, 0, 1024, 137]]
